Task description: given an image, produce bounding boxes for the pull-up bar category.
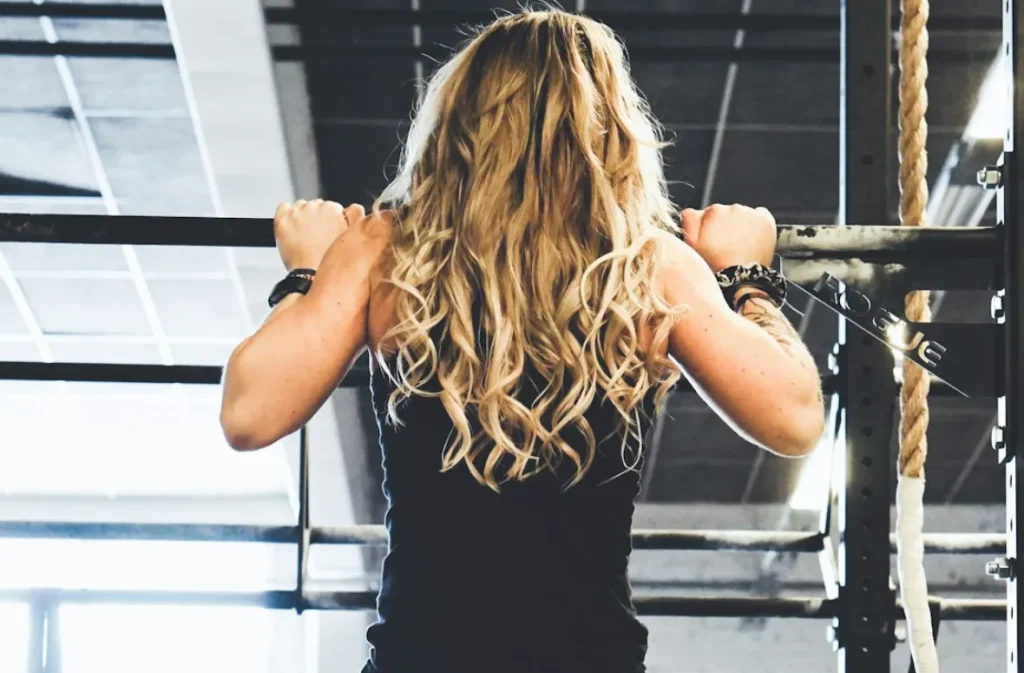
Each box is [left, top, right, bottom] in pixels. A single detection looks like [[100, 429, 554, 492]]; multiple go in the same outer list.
[[0, 213, 1001, 263]]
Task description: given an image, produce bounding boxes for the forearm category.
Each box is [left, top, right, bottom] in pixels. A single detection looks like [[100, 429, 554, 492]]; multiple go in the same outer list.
[[734, 288, 820, 395], [221, 295, 313, 448], [223, 293, 301, 395]]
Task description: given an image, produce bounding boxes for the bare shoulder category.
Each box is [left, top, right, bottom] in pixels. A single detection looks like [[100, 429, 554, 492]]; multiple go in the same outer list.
[[361, 211, 400, 356]]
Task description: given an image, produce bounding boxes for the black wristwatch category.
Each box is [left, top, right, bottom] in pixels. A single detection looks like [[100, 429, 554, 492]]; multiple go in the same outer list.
[[268, 268, 316, 308]]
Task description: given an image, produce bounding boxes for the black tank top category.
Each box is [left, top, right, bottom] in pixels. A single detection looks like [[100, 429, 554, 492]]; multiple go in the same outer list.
[[363, 346, 657, 673]]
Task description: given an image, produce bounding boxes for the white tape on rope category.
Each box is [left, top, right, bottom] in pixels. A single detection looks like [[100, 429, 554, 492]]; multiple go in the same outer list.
[[896, 475, 939, 673]]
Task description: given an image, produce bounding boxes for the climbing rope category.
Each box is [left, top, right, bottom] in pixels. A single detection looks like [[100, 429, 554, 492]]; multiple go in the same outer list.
[[896, 0, 938, 671]]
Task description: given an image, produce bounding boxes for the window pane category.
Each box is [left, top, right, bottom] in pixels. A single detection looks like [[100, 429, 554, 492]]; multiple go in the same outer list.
[[0, 381, 293, 497], [0, 539, 278, 591], [0, 602, 29, 673], [60, 604, 274, 673]]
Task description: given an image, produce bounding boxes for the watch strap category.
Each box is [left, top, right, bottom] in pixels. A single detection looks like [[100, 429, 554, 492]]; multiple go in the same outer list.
[[268, 270, 316, 307]]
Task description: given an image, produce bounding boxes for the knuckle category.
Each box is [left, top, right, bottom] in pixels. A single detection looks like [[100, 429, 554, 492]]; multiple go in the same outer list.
[[344, 203, 366, 220]]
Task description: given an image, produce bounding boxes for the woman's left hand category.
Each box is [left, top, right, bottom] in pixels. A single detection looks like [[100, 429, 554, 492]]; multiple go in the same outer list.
[[274, 200, 364, 271]]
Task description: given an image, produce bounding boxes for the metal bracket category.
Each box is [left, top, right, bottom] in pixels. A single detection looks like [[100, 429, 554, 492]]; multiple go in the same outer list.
[[792, 272, 972, 396]]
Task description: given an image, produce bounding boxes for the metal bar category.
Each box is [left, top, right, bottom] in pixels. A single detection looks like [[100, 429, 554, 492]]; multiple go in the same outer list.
[[0, 361, 371, 386], [27, 601, 45, 673], [295, 426, 310, 613], [0, 588, 1005, 621], [0, 40, 175, 58], [45, 601, 62, 673], [1002, 3, 1023, 673], [259, 7, 1001, 32], [0, 1, 166, 19], [0, 362, 968, 398], [0, 2, 1002, 32], [0, 40, 997, 64], [0, 214, 1000, 259], [836, 0, 895, 670], [922, 598, 1007, 622], [777, 225, 999, 260], [0, 520, 1006, 554]]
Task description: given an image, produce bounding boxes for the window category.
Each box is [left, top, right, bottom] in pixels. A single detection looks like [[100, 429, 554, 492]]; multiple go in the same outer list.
[[0, 602, 29, 673], [0, 538, 280, 673], [60, 604, 274, 673], [0, 382, 292, 497]]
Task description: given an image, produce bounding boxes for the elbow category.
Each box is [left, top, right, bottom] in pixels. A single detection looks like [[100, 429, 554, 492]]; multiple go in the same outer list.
[[220, 402, 272, 452], [220, 345, 273, 452], [778, 399, 827, 456], [774, 394, 827, 458]]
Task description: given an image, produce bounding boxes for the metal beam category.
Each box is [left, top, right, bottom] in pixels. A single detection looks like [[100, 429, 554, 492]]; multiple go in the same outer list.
[[0, 587, 1005, 621], [0, 362, 972, 400], [999, 3, 1023, 673], [0, 40, 999, 65], [835, 0, 895, 670], [0, 520, 1007, 554], [0, 214, 1000, 258], [0, 3, 1004, 33]]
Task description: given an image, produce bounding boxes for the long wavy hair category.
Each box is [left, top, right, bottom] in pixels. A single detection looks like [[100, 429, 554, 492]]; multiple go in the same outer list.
[[373, 8, 682, 491]]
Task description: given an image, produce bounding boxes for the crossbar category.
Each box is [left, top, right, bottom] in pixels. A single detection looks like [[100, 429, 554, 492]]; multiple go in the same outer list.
[[0, 213, 1000, 262], [0, 521, 1006, 554], [0, 587, 1004, 620]]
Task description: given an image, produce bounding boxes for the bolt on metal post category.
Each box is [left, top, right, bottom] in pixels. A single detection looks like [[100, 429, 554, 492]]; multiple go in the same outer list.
[[977, 165, 1003, 189], [984, 557, 1016, 581]]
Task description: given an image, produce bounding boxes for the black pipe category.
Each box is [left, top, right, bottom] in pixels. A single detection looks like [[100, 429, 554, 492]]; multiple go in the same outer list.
[[0, 521, 1006, 555], [0, 361, 370, 387], [0, 40, 997, 65], [0, 214, 999, 261], [0, 588, 1006, 620], [0, 3, 1002, 32]]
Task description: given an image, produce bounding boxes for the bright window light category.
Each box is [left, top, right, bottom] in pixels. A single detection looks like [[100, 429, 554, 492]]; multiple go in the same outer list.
[[964, 58, 1008, 140], [0, 382, 291, 497], [0, 538, 278, 673], [0, 602, 29, 673], [790, 411, 846, 512], [60, 604, 274, 673], [0, 538, 276, 591]]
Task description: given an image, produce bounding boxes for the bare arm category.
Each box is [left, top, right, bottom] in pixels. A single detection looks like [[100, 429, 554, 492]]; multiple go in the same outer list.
[[657, 232, 824, 456], [219, 216, 391, 450]]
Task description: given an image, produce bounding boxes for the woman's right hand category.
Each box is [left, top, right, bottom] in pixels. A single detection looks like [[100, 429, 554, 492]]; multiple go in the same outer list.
[[679, 204, 777, 272]]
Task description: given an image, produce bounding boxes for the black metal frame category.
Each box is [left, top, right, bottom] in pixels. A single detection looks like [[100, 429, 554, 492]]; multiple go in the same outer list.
[[0, 1, 1003, 32], [0, 1, 1020, 672], [999, 1, 1023, 670], [832, 2, 898, 671]]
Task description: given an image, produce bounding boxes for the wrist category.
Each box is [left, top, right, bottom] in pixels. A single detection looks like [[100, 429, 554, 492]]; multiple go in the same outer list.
[[715, 263, 787, 310], [286, 262, 319, 274], [271, 292, 302, 311], [734, 287, 774, 313], [268, 268, 316, 308]]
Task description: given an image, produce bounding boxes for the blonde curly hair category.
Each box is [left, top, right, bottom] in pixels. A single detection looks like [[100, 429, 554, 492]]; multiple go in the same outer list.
[[374, 8, 681, 491]]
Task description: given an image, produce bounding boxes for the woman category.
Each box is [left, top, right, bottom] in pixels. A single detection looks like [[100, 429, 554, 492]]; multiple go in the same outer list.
[[221, 9, 824, 673]]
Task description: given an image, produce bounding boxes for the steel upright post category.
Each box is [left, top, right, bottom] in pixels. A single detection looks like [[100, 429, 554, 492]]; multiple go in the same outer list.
[[834, 1, 897, 671]]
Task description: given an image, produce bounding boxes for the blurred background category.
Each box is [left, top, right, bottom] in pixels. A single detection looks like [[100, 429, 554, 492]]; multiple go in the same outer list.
[[0, 1, 1010, 671]]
